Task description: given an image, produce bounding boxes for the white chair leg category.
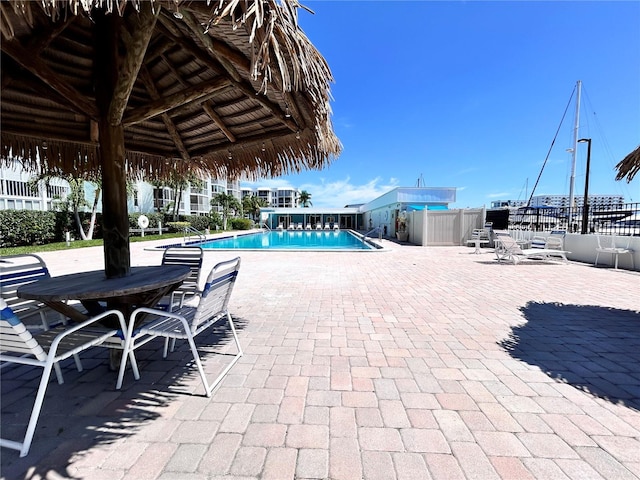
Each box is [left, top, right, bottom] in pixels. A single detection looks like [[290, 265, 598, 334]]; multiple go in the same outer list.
[[73, 354, 83, 372], [19, 362, 54, 457], [116, 338, 140, 389], [53, 363, 64, 384]]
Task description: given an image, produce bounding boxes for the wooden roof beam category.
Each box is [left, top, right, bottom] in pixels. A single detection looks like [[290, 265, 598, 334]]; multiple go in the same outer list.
[[159, 52, 237, 144], [180, 10, 243, 83], [1, 38, 99, 118], [160, 26, 299, 133], [203, 103, 237, 143], [108, 3, 160, 125], [123, 77, 231, 126], [139, 67, 190, 161]]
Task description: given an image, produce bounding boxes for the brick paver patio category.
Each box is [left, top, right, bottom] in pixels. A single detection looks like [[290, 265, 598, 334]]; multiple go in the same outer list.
[[1, 238, 639, 479]]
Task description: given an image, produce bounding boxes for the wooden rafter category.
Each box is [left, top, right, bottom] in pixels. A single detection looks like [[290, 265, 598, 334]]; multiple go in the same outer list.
[[156, 20, 300, 133], [203, 103, 237, 143], [139, 67, 190, 161], [123, 77, 231, 126], [180, 10, 242, 83], [159, 53, 237, 144], [1, 38, 98, 118], [108, 3, 159, 125]]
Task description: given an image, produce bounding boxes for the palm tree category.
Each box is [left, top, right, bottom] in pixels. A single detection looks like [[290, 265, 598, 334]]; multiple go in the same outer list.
[[298, 190, 313, 207], [211, 192, 241, 230], [242, 195, 269, 222], [31, 173, 101, 240]]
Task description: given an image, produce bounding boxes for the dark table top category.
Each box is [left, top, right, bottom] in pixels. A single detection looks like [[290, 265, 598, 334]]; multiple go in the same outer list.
[[18, 265, 191, 302]]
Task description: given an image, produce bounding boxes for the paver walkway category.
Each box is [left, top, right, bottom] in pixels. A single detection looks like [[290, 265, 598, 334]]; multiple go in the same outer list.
[[1, 238, 639, 479]]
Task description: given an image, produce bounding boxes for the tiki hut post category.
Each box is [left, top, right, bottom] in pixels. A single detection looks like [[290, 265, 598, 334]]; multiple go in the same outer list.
[[94, 4, 158, 277], [1, 1, 341, 280]]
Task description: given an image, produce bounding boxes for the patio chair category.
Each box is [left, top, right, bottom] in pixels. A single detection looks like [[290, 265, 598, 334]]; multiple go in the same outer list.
[[494, 232, 570, 264], [287, 223, 295, 230], [595, 235, 634, 270], [324, 223, 331, 230], [315, 222, 322, 230], [0, 254, 63, 330], [333, 223, 340, 231], [305, 223, 312, 230], [276, 223, 284, 231], [0, 299, 126, 457], [116, 257, 243, 397], [160, 247, 204, 308], [466, 228, 491, 253], [296, 223, 303, 230]]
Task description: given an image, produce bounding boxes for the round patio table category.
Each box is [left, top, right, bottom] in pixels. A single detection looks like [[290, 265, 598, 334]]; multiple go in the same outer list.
[[17, 265, 191, 326]]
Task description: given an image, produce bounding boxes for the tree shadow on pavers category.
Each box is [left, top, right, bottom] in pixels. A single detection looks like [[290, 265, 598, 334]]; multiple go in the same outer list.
[[499, 302, 640, 411], [0, 315, 248, 479]]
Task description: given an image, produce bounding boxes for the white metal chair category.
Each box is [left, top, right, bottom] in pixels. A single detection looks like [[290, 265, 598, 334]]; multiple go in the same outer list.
[[0, 300, 126, 457], [160, 247, 204, 308], [0, 254, 62, 330], [117, 257, 243, 397], [595, 235, 635, 270]]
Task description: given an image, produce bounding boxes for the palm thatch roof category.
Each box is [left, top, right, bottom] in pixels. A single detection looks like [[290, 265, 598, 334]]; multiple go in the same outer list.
[[0, 0, 341, 181], [616, 146, 640, 182]]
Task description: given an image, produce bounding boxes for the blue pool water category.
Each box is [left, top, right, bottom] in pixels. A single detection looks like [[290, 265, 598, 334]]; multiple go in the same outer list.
[[193, 230, 376, 250]]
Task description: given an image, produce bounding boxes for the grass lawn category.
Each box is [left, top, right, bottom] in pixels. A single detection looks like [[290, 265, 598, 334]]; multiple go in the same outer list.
[[0, 232, 187, 256]]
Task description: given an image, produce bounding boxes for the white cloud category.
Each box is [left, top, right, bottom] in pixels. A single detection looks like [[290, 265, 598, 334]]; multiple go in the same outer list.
[[242, 177, 399, 208]]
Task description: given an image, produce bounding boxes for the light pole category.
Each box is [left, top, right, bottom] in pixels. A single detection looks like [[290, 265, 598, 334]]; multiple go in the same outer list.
[[578, 138, 591, 234]]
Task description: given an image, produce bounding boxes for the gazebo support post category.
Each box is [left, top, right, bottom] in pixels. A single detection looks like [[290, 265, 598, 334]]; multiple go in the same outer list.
[[94, 4, 158, 278], [100, 121, 131, 278]]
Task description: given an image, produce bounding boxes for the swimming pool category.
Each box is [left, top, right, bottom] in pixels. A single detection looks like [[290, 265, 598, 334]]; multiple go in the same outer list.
[[188, 230, 378, 251]]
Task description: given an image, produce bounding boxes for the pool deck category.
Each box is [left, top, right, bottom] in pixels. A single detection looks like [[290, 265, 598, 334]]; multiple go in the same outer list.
[[2, 237, 639, 479]]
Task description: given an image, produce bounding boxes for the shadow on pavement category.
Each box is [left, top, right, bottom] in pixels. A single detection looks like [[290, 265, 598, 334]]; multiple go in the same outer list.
[[499, 302, 640, 411], [0, 316, 248, 479]]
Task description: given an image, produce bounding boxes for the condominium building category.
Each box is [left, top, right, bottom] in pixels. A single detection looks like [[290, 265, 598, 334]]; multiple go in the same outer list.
[[0, 158, 242, 216], [491, 194, 625, 210]]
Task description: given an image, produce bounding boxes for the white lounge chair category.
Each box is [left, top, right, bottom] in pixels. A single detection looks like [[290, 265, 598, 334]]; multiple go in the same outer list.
[[333, 223, 340, 231], [324, 223, 331, 230], [117, 257, 243, 397], [595, 235, 634, 270], [287, 223, 295, 230], [296, 223, 303, 230], [0, 300, 126, 457], [276, 223, 284, 231], [305, 223, 312, 230], [494, 231, 570, 264], [315, 223, 322, 230]]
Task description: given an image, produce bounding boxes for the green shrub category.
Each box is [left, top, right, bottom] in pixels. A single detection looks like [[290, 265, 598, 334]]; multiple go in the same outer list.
[[166, 221, 190, 233], [186, 215, 212, 232], [0, 210, 57, 247], [230, 218, 253, 230]]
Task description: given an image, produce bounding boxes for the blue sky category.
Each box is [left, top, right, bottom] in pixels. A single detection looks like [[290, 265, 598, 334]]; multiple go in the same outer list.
[[242, 1, 640, 209]]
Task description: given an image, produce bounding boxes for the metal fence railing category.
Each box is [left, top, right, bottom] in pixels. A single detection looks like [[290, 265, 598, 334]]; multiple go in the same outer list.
[[500, 202, 640, 236]]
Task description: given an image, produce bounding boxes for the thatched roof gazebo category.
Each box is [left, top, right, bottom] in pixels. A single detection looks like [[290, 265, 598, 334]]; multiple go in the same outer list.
[[1, 0, 341, 277], [616, 146, 640, 182]]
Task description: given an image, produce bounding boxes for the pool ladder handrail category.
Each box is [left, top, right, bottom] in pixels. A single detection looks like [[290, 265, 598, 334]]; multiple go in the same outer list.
[[363, 226, 382, 241], [183, 226, 206, 243]]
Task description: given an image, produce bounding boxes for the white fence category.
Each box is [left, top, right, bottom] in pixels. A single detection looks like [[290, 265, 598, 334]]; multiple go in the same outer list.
[[401, 209, 638, 271], [407, 208, 485, 246]]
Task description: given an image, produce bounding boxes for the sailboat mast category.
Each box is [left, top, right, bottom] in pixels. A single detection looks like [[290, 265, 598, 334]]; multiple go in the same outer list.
[[569, 80, 581, 212]]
